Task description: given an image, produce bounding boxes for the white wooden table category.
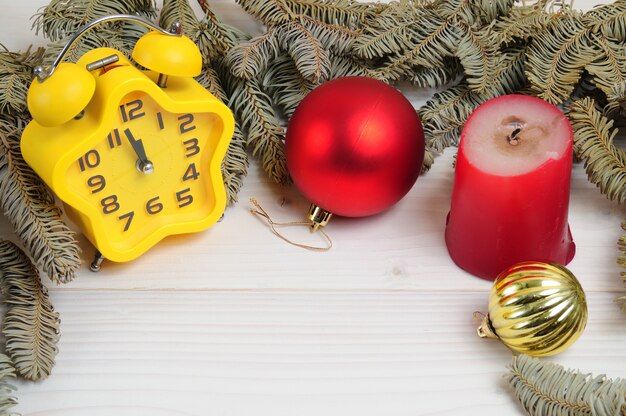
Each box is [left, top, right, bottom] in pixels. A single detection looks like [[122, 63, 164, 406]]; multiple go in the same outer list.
[[2, 1, 625, 415]]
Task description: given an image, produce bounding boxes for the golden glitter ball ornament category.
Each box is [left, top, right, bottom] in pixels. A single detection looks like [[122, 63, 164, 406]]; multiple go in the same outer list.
[[477, 261, 587, 357]]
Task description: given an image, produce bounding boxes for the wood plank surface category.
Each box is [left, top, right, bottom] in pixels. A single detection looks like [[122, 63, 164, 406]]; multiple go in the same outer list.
[[1, 1, 625, 415]]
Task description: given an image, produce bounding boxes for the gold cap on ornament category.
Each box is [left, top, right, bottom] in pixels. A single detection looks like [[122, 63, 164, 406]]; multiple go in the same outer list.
[[477, 261, 587, 357], [307, 204, 333, 232]]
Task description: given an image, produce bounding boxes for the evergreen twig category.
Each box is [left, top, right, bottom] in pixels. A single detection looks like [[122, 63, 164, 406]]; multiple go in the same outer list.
[[0, 115, 81, 284], [508, 354, 626, 415], [568, 97, 626, 205], [0, 240, 60, 381], [0, 47, 44, 116], [0, 354, 17, 415], [618, 219, 626, 310]]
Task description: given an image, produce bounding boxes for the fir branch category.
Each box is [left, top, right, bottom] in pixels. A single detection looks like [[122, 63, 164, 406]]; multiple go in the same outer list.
[[284, 0, 385, 28], [422, 145, 435, 173], [221, 123, 248, 205], [434, 0, 479, 25], [489, 2, 553, 45], [508, 354, 626, 416], [159, 0, 214, 61], [584, 0, 626, 42], [409, 61, 461, 88], [236, 0, 293, 26], [585, 34, 626, 108], [264, 52, 385, 119], [196, 0, 250, 54], [263, 55, 315, 118], [33, 0, 156, 41], [568, 97, 626, 205], [419, 85, 478, 152], [419, 45, 526, 153], [0, 240, 60, 381], [215, 59, 289, 185], [226, 28, 281, 79], [618, 219, 626, 310], [197, 65, 249, 205], [354, 17, 423, 61], [0, 47, 44, 116], [359, 0, 504, 89], [281, 21, 330, 83], [369, 15, 458, 82], [300, 16, 360, 55], [473, 0, 515, 24], [329, 53, 382, 81], [526, 11, 597, 105], [0, 354, 17, 415], [237, 0, 383, 27], [454, 23, 494, 93], [165, 0, 248, 63], [0, 115, 81, 284]]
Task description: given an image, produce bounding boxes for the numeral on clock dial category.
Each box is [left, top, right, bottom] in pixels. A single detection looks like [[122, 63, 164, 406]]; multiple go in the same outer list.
[[87, 175, 106, 193], [182, 163, 200, 181], [120, 99, 145, 122], [119, 211, 134, 232], [107, 129, 122, 148], [101, 195, 120, 214], [146, 196, 163, 215], [178, 114, 195, 134], [78, 149, 100, 171], [176, 188, 193, 208], [183, 138, 200, 157]]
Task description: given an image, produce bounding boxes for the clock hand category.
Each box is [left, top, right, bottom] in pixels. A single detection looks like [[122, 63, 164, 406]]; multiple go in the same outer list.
[[123, 128, 154, 174]]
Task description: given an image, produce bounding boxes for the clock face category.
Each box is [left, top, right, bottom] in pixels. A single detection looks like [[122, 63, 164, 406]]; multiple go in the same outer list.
[[63, 91, 223, 255]]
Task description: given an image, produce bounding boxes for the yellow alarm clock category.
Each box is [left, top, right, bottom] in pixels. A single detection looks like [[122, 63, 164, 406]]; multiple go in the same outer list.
[[21, 15, 234, 271]]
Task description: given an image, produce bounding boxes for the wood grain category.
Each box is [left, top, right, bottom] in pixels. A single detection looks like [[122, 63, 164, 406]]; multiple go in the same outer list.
[[14, 291, 626, 416], [0, 1, 624, 415]]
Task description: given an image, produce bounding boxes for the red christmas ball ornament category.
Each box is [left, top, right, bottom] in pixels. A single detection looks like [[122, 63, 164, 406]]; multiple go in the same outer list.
[[286, 76, 425, 228]]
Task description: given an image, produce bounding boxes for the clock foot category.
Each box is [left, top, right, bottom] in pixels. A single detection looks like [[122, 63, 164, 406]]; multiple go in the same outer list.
[[90, 250, 105, 272]]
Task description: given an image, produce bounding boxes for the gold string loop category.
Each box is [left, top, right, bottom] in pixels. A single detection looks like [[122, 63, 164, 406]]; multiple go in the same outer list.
[[249, 198, 333, 251]]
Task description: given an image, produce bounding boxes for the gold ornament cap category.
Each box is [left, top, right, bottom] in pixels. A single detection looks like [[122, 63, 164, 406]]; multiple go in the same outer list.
[[307, 204, 333, 232], [477, 261, 588, 357]]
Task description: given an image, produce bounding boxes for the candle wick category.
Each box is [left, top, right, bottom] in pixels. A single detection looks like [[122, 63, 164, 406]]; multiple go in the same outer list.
[[507, 128, 521, 146]]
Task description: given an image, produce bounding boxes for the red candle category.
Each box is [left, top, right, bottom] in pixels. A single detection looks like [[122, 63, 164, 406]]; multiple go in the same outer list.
[[445, 94, 576, 280]]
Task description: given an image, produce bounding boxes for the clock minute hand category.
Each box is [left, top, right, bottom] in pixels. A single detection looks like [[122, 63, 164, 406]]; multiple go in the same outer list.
[[124, 128, 154, 174]]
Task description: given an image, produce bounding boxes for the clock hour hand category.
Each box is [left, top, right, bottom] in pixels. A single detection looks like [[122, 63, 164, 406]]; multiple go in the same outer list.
[[124, 128, 154, 174]]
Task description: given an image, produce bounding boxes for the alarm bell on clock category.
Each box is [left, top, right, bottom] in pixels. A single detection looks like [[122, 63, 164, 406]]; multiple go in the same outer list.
[[21, 14, 235, 271]]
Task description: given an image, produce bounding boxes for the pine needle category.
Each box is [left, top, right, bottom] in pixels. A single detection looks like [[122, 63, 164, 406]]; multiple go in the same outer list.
[[584, 0, 626, 42], [419, 46, 527, 154], [281, 21, 330, 83], [215, 59, 289, 185], [0, 47, 44, 116], [284, 0, 385, 27], [508, 354, 626, 415], [0, 240, 60, 381], [0, 115, 81, 284], [454, 24, 494, 94], [618, 219, 626, 311], [159, 0, 219, 62], [263, 55, 315, 119], [0, 354, 17, 415], [568, 97, 626, 205], [489, 1, 553, 45], [227, 28, 281, 79], [526, 10, 598, 105], [33, 0, 156, 41]]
